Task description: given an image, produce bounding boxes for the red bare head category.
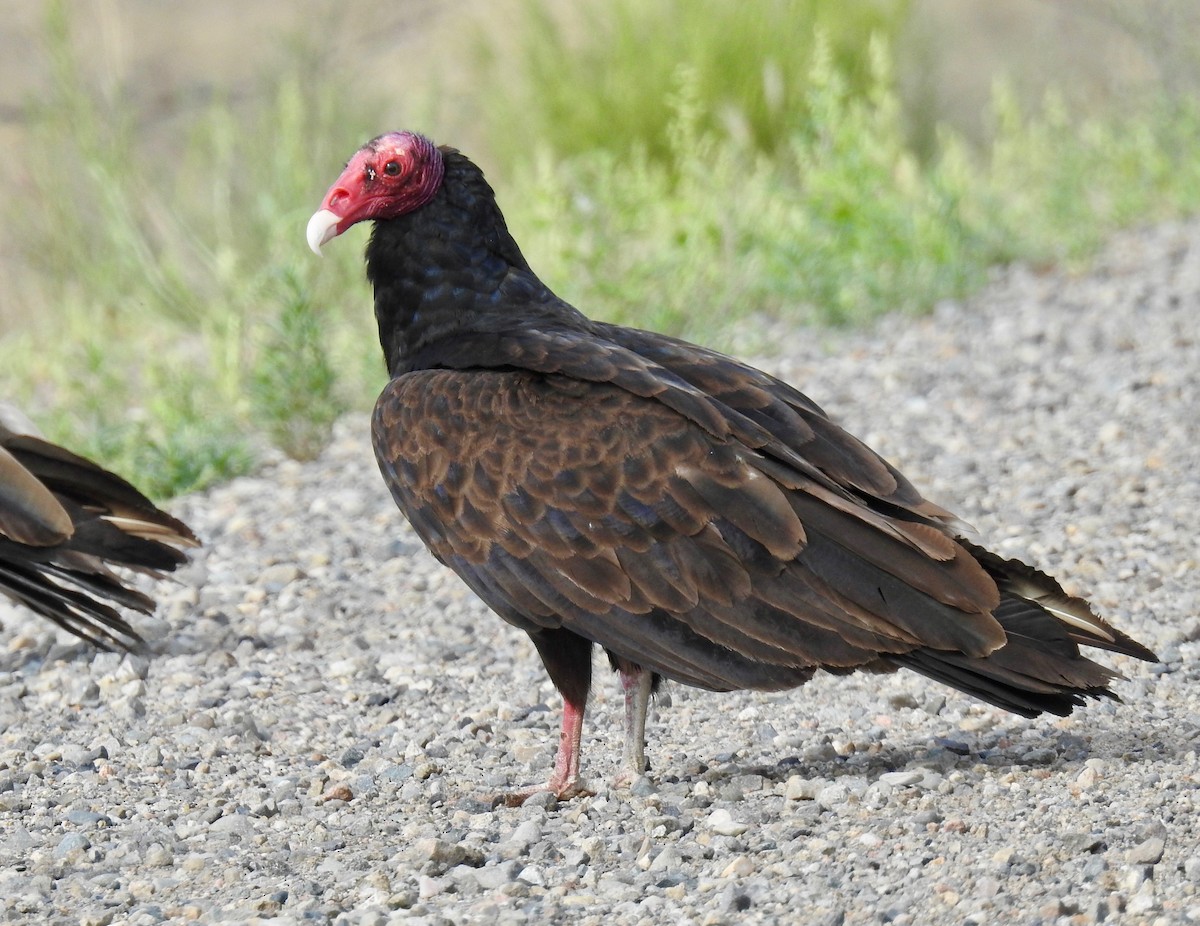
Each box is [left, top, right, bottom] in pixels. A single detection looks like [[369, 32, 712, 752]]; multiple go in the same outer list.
[[307, 131, 446, 255]]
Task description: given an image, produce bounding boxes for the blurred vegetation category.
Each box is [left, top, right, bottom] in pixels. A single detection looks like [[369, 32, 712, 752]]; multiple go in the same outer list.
[[473, 0, 911, 165], [0, 1, 380, 496], [1080, 0, 1200, 98], [1, 0, 1198, 498], [498, 30, 1200, 336]]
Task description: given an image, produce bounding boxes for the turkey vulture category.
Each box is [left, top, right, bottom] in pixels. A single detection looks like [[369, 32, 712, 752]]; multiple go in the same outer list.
[[308, 131, 1157, 803], [0, 418, 197, 652]]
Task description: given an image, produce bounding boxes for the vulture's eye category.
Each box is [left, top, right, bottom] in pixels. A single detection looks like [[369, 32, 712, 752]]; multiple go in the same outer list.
[[384, 161, 401, 176]]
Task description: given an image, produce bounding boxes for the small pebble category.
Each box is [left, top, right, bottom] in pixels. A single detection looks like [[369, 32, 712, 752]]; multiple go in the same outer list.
[[707, 808, 749, 837], [54, 833, 90, 859], [879, 772, 923, 788], [1128, 834, 1166, 866]]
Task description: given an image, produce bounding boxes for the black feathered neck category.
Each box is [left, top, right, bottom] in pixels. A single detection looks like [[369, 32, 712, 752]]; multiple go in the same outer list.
[[366, 148, 586, 376]]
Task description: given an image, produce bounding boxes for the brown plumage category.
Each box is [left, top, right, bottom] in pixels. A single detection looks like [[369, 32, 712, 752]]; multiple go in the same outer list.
[[0, 421, 198, 652], [309, 131, 1157, 803]]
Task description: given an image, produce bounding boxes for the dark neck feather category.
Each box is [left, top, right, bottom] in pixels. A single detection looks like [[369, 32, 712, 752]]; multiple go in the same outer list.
[[366, 149, 578, 376]]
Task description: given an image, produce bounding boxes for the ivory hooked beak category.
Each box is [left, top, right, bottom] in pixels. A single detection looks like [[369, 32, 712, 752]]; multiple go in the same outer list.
[[306, 209, 341, 256]]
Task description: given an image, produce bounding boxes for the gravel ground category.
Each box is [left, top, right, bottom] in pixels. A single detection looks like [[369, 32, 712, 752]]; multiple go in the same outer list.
[[1, 221, 1197, 925]]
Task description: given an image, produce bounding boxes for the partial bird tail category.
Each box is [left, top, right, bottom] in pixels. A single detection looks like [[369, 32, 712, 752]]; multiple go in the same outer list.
[[0, 428, 199, 652], [888, 541, 1158, 718]]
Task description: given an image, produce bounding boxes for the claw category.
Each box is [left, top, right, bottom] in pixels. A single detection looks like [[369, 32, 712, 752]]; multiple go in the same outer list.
[[497, 780, 595, 808]]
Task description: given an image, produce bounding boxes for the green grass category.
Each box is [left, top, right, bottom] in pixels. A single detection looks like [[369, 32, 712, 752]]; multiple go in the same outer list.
[[472, 0, 911, 167], [983, 82, 1200, 259], [1, 2, 1198, 499], [503, 40, 1200, 338]]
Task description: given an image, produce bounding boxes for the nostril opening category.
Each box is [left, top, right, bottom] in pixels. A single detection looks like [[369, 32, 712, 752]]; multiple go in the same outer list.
[[327, 188, 351, 211]]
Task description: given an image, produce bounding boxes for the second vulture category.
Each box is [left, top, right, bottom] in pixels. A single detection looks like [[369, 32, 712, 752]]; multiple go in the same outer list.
[[0, 416, 197, 652], [308, 131, 1157, 804]]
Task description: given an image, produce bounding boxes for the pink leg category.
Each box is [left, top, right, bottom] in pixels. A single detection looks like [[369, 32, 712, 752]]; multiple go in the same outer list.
[[547, 696, 586, 795], [502, 697, 590, 806], [614, 665, 652, 789]]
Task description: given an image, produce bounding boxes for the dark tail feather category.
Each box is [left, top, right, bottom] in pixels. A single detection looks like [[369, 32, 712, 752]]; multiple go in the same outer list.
[[889, 544, 1158, 719], [962, 541, 1158, 662], [0, 560, 148, 652]]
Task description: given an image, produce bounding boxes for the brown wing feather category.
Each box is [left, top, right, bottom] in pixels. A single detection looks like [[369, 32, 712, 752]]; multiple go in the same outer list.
[[0, 443, 74, 545], [373, 368, 1008, 690], [600, 324, 961, 523]]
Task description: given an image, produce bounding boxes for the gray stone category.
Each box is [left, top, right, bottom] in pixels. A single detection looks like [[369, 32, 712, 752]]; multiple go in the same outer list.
[[879, 772, 923, 788], [54, 833, 90, 859], [707, 808, 749, 837], [1127, 837, 1165, 866]]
